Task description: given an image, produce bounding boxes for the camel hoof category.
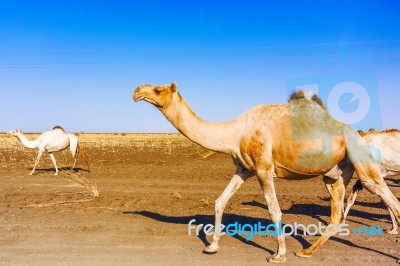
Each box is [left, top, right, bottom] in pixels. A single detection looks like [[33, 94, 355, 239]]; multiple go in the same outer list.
[[203, 243, 220, 254], [54, 172, 59, 176], [295, 248, 313, 258], [28, 172, 33, 176], [267, 254, 286, 263], [386, 229, 398, 235]]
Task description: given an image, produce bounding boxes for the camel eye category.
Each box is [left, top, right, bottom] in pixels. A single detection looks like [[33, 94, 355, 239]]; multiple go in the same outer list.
[[154, 87, 162, 95]]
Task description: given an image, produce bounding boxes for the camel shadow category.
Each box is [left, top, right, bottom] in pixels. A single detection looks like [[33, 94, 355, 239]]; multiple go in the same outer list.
[[124, 211, 276, 255], [66, 167, 89, 173], [242, 200, 393, 226], [386, 177, 400, 187], [245, 200, 397, 260], [242, 200, 329, 225], [27, 167, 88, 174], [125, 208, 398, 261]]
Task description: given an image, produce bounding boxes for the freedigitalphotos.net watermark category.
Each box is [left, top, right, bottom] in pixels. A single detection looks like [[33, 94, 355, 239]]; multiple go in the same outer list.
[[287, 70, 382, 131], [188, 219, 384, 241]]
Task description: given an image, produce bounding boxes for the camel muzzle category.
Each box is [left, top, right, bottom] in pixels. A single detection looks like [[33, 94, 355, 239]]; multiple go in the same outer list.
[[133, 90, 146, 102]]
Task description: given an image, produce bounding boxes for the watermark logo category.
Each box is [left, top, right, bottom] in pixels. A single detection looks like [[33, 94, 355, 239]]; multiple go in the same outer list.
[[287, 70, 382, 131], [327, 81, 371, 125], [188, 219, 383, 241], [286, 71, 382, 168]]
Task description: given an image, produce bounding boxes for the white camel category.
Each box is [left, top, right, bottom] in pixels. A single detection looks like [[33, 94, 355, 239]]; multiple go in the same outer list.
[[134, 83, 400, 263], [344, 129, 400, 234], [7, 126, 90, 175]]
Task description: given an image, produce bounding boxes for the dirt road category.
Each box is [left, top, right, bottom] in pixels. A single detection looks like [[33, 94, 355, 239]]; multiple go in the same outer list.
[[0, 133, 399, 265]]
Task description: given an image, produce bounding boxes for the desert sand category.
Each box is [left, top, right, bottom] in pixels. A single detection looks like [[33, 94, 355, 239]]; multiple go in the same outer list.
[[0, 133, 399, 265]]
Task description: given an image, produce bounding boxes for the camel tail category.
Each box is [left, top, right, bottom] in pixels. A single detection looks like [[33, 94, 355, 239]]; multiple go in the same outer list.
[[77, 144, 91, 173]]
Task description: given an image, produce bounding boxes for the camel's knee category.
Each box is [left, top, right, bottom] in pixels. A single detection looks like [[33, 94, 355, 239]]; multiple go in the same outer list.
[[268, 208, 282, 224], [265, 196, 282, 224]]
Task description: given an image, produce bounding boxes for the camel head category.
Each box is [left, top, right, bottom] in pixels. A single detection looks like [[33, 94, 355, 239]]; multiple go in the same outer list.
[[133, 82, 177, 109], [7, 129, 22, 136]]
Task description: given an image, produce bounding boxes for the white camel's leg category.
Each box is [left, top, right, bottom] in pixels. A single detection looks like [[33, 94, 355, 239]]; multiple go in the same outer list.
[[203, 166, 252, 254], [29, 149, 44, 175], [296, 175, 345, 258], [257, 167, 286, 263], [48, 152, 59, 176]]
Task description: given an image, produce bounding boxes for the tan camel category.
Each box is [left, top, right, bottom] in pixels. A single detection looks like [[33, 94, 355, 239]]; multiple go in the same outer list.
[[344, 129, 400, 234], [133, 83, 400, 263], [8, 126, 90, 175]]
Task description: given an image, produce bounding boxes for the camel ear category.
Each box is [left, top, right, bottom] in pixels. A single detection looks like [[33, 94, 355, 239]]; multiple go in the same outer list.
[[171, 82, 177, 93]]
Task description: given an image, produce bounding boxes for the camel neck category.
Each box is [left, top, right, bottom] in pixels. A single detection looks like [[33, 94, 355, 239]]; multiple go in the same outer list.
[[161, 94, 237, 154], [16, 133, 39, 149]]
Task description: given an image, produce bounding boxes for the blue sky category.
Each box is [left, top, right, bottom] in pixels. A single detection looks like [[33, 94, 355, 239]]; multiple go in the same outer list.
[[0, 0, 399, 132]]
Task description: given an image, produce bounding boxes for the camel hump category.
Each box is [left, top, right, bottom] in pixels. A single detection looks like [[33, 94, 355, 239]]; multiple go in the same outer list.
[[53, 126, 65, 131], [382, 128, 400, 133], [360, 128, 399, 136], [288, 90, 325, 109]]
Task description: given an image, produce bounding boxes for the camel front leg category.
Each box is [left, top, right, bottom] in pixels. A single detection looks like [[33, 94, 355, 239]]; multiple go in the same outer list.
[[203, 166, 253, 254], [29, 149, 44, 175], [257, 168, 286, 263], [296, 175, 345, 258], [48, 152, 59, 176]]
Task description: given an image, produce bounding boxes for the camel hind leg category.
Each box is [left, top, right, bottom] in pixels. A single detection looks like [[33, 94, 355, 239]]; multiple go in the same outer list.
[[345, 127, 400, 230], [353, 163, 400, 227], [387, 208, 399, 234], [48, 152, 59, 176], [343, 179, 362, 219], [296, 174, 346, 258], [344, 179, 399, 234], [69, 137, 90, 172]]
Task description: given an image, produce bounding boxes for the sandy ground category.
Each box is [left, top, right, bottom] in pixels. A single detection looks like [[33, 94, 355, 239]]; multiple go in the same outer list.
[[0, 133, 399, 266]]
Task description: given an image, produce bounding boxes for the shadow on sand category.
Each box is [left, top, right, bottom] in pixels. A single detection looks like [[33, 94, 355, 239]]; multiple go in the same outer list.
[[26, 167, 88, 175], [126, 201, 399, 261], [124, 211, 276, 255]]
